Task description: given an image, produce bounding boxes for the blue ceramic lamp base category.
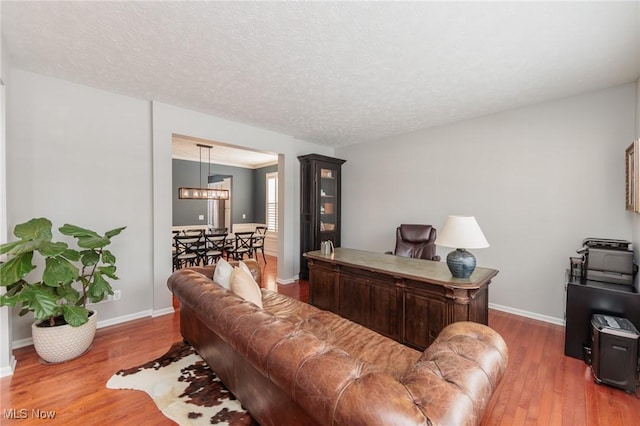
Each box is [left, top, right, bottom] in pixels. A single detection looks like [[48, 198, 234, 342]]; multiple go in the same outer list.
[[446, 248, 476, 278]]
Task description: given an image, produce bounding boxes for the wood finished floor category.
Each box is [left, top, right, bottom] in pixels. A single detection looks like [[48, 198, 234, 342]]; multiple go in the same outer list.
[[1, 255, 638, 425]]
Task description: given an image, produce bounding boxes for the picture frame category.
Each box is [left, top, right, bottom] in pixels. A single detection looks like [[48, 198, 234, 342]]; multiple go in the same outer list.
[[625, 139, 639, 212]]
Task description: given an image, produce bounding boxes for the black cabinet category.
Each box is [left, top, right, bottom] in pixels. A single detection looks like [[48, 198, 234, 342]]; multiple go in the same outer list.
[[298, 154, 346, 279], [565, 278, 640, 360]]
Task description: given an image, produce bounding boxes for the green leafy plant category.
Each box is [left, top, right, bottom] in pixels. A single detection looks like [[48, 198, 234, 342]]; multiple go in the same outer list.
[[0, 218, 126, 327]]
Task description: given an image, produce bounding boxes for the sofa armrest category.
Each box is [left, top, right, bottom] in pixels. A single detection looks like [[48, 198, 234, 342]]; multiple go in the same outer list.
[[275, 322, 507, 426], [401, 321, 508, 426]]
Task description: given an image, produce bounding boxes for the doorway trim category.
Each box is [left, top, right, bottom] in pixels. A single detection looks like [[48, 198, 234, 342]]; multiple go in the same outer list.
[[151, 101, 301, 314]]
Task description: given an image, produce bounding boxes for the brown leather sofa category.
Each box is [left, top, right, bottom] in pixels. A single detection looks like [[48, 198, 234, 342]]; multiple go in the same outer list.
[[168, 259, 508, 426]]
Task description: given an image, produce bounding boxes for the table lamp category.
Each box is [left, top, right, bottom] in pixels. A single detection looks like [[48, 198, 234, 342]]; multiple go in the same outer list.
[[435, 215, 489, 278]]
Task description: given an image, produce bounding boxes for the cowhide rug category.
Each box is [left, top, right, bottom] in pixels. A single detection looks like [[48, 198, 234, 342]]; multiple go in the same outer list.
[[106, 341, 257, 425]]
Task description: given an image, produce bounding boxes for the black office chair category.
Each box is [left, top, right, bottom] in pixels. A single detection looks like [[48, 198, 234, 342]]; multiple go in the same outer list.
[[389, 224, 441, 261]]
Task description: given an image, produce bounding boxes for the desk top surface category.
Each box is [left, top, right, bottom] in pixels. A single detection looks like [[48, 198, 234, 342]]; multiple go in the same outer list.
[[304, 247, 498, 288]]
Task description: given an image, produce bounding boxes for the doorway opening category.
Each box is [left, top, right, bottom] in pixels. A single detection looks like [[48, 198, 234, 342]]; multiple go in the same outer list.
[[208, 175, 232, 231], [171, 134, 280, 259]]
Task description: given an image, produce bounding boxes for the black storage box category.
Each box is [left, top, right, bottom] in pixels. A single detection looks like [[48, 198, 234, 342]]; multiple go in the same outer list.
[[590, 314, 639, 393]]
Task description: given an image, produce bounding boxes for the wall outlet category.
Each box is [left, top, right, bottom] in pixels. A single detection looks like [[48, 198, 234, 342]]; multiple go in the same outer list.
[[198, 214, 204, 220], [242, 213, 246, 219], [113, 290, 121, 301]]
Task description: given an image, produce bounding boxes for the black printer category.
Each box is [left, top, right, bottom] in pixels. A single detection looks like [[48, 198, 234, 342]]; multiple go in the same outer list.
[[577, 239, 634, 286]]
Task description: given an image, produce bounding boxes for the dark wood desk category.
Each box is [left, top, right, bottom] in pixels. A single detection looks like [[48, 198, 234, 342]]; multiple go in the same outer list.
[[304, 248, 498, 351], [565, 278, 640, 360]]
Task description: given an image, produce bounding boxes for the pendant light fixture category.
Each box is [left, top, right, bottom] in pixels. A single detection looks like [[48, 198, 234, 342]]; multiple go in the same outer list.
[[178, 144, 230, 200]]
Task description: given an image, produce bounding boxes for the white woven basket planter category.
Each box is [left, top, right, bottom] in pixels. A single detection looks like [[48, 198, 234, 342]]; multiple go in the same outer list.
[[31, 311, 97, 363]]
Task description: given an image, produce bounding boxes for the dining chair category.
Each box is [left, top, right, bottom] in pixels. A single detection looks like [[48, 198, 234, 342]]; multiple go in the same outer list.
[[174, 233, 203, 269], [193, 230, 209, 264], [252, 226, 268, 263], [172, 231, 180, 271], [203, 231, 228, 265], [226, 231, 254, 261]]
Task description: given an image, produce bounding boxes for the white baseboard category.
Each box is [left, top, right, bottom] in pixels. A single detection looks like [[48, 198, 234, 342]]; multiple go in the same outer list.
[[152, 307, 175, 317], [489, 302, 565, 326], [265, 248, 277, 257], [96, 310, 153, 329], [10, 309, 160, 350], [264, 234, 277, 257], [0, 355, 16, 378], [276, 275, 298, 285], [12, 336, 35, 350]]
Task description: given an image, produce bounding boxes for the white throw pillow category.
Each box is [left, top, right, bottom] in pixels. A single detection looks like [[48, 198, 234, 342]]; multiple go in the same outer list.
[[230, 266, 263, 308], [213, 258, 233, 290]]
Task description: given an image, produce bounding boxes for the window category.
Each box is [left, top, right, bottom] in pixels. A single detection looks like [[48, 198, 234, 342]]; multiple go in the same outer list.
[[266, 172, 278, 233]]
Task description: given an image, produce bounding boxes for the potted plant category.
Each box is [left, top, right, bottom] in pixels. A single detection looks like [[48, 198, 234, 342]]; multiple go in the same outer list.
[[0, 217, 125, 363]]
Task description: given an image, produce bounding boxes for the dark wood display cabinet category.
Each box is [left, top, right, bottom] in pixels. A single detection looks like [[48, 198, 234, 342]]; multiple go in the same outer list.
[[298, 154, 346, 279]]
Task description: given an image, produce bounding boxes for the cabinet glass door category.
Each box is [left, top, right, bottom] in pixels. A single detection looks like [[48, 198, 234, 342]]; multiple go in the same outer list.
[[319, 166, 337, 234]]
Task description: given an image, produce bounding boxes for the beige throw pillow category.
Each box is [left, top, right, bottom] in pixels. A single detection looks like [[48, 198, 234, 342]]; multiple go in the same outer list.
[[238, 260, 253, 279], [230, 266, 263, 308], [213, 258, 233, 290]]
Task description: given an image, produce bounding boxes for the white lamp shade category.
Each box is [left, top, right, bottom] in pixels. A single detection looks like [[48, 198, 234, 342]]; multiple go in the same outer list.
[[435, 215, 489, 249]]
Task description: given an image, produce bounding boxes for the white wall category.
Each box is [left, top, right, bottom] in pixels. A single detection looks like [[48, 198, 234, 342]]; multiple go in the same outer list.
[[5, 69, 155, 342], [337, 83, 636, 323], [3, 68, 332, 361]]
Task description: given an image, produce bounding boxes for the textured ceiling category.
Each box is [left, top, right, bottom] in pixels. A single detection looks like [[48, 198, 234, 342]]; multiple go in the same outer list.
[[2, 1, 639, 147]]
